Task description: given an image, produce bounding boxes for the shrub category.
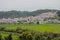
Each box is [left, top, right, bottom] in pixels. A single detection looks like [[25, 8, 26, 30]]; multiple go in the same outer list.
[[19, 32, 33, 40]]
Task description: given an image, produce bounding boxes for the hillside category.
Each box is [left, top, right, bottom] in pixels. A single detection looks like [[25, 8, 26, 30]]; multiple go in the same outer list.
[[0, 9, 60, 18]]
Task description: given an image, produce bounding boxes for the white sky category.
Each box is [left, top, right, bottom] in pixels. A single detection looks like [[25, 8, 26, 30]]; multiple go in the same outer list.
[[0, 0, 60, 11]]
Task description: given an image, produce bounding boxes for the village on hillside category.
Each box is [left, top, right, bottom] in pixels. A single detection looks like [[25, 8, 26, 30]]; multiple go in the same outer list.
[[0, 12, 60, 24]]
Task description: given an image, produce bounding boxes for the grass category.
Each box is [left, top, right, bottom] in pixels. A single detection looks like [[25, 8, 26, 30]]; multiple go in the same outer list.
[[0, 24, 60, 33]]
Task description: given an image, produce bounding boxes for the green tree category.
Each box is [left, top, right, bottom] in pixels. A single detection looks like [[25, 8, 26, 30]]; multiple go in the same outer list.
[[37, 21, 39, 24]]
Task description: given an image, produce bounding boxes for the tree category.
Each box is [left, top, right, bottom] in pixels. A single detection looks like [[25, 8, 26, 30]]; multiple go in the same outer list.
[[37, 21, 39, 24], [57, 11, 60, 17]]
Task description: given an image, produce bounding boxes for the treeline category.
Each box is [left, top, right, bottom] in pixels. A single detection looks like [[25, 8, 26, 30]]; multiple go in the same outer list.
[[0, 9, 60, 18]]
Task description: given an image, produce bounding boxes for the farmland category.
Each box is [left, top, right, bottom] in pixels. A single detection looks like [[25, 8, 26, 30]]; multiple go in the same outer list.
[[0, 24, 60, 40], [0, 24, 60, 33]]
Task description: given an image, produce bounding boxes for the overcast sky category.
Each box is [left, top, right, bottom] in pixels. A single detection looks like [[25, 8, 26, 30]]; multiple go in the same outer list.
[[0, 0, 60, 11]]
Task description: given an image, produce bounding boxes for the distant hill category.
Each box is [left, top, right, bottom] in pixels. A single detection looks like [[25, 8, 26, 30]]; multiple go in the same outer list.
[[0, 9, 60, 18]]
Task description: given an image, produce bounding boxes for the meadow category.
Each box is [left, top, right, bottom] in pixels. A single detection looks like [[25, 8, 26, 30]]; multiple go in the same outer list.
[[0, 24, 60, 33]]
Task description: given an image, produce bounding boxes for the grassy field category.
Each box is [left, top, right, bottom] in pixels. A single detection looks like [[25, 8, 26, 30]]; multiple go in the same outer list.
[[0, 24, 60, 33], [0, 24, 60, 40]]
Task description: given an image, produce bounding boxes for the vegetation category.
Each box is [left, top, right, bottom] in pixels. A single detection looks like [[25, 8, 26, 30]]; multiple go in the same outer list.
[[0, 24, 60, 33], [57, 11, 60, 17], [0, 9, 60, 18], [0, 30, 60, 40], [0, 24, 60, 40]]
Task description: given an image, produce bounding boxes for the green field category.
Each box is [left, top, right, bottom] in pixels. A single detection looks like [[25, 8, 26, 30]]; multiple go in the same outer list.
[[0, 24, 60, 33], [0, 24, 60, 40]]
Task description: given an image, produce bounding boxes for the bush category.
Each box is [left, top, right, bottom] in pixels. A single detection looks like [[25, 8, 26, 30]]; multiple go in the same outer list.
[[19, 32, 33, 40], [7, 34, 12, 40]]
